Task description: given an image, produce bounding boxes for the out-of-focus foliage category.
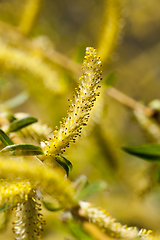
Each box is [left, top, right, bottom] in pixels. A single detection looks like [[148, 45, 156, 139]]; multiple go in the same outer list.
[[1, 0, 160, 239]]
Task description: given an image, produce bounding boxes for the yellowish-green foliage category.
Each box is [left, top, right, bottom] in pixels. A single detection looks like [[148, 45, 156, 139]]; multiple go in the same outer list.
[[97, 0, 122, 62], [19, 0, 42, 35], [0, 158, 76, 207], [0, 0, 160, 240], [0, 40, 61, 93]]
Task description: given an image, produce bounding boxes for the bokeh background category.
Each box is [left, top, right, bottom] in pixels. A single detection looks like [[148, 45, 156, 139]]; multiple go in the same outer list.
[[1, 0, 160, 239]]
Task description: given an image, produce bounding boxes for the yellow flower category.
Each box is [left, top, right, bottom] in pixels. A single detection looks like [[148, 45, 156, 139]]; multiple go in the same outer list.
[[42, 47, 102, 157]]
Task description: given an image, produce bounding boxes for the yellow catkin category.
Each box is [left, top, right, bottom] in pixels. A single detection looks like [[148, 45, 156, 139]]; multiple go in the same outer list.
[[97, 0, 122, 63], [0, 179, 32, 208], [13, 189, 44, 240], [79, 201, 155, 240], [19, 0, 42, 35], [0, 158, 77, 208], [42, 47, 102, 157], [0, 40, 61, 93]]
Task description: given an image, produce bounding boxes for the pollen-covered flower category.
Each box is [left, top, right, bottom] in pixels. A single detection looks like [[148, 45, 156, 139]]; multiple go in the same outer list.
[[79, 201, 154, 240], [0, 158, 76, 208], [42, 47, 102, 157], [0, 179, 32, 209], [13, 189, 45, 240]]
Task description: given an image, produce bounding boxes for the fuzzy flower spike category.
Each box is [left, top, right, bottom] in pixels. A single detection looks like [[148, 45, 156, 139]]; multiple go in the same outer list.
[[42, 47, 102, 157]]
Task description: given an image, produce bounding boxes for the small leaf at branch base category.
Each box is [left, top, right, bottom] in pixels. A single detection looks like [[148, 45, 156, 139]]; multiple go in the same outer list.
[[7, 116, 38, 132], [2, 113, 17, 122], [122, 143, 160, 162], [0, 144, 44, 156], [42, 199, 63, 212], [55, 155, 73, 176], [0, 129, 14, 146]]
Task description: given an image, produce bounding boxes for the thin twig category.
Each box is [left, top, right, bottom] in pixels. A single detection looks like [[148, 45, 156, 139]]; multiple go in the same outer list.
[[107, 86, 155, 117]]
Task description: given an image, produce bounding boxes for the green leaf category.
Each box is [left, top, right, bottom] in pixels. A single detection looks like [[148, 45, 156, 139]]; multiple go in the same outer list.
[[7, 116, 38, 132], [0, 129, 14, 146], [122, 143, 160, 161], [0, 204, 7, 213], [4, 113, 17, 122], [104, 72, 117, 87], [55, 155, 72, 176], [153, 166, 160, 183], [42, 199, 63, 212], [0, 203, 14, 213], [67, 220, 95, 240], [77, 180, 108, 200], [0, 144, 44, 156]]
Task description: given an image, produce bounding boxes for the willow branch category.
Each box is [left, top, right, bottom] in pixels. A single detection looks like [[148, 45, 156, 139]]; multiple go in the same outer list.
[[107, 87, 155, 117], [77, 201, 155, 240]]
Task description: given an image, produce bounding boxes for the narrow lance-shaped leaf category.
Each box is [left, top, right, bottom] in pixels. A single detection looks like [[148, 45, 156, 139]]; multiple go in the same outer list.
[[0, 203, 14, 213], [55, 155, 73, 176], [0, 129, 14, 146], [77, 180, 108, 200], [66, 220, 95, 240], [7, 116, 38, 133], [0, 144, 44, 156], [42, 199, 64, 212], [122, 143, 160, 162]]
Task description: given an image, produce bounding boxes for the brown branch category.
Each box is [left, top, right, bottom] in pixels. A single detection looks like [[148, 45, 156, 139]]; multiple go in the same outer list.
[[107, 87, 155, 117]]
